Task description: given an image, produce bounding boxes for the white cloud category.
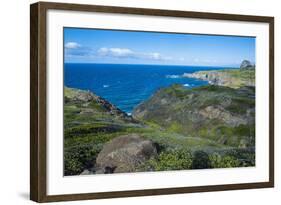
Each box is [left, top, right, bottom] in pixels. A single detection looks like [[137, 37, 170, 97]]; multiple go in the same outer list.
[[65, 42, 81, 49], [97, 47, 173, 61], [148, 52, 161, 60], [66, 45, 186, 63], [98, 47, 108, 54], [98, 47, 134, 57]]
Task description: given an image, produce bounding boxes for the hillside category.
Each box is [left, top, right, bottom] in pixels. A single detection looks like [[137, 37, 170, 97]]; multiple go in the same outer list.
[[64, 87, 142, 175], [133, 84, 255, 148], [64, 85, 255, 175]]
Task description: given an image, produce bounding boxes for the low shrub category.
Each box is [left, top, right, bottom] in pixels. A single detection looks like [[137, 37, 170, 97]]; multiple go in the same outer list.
[[64, 144, 102, 175], [192, 151, 211, 169], [139, 148, 193, 171], [223, 148, 255, 167], [209, 153, 240, 168]]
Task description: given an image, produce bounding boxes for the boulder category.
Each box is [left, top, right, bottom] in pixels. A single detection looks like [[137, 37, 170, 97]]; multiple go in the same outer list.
[[74, 90, 96, 102], [80, 169, 94, 175], [95, 134, 158, 174], [240, 60, 254, 70]]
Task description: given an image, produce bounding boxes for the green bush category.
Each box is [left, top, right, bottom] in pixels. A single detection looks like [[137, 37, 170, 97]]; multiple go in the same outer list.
[[209, 153, 240, 168], [223, 148, 255, 167], [64, 144, 102, 175], [64, 155, 83, 175], [192, 151, 211, 169], [139, 148, 193, 171]]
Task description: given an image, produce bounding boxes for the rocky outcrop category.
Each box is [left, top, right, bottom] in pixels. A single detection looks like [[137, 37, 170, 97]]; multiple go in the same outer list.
[[198, 105, 248, 126], [182, 60, 255, 88], [65, 87, 133, 121], [183, 68, 255, 88], [240, 60, 255, 70], [95, 134, 158, 173], [183, 71, 229, 86], [133, 84, 255, 147]]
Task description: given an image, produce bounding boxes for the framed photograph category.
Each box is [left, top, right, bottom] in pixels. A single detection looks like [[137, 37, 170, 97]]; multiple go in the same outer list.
[[30, 1, 274, 202]]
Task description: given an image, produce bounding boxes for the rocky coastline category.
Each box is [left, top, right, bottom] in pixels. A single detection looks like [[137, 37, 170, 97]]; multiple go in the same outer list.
[[182, 60, 255, 89], [183, 69, 255, 88]]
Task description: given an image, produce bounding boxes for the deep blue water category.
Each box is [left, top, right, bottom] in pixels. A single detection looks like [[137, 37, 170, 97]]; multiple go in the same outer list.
[[64, 63, 233, 113]]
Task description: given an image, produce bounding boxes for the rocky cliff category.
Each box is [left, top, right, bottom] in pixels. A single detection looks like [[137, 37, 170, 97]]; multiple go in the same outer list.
[[133, 84, 255, 148], [65, 87, 133, 122], [183, 68, 255, 89]]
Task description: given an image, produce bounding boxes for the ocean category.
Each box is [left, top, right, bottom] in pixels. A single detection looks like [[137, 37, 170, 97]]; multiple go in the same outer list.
[[64, 63, 232, 114]]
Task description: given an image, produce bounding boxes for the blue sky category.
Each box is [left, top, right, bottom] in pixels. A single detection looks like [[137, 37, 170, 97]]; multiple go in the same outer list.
[[64, 27, 255, 67]]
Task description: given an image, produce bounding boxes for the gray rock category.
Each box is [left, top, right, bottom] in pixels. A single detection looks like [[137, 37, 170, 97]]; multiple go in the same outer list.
[[198, 105, 248, 127], [80, 169, 94, 175], [74, 90, 96, 102], [95, 134, 157, 174], [240, 60, 254, 70]]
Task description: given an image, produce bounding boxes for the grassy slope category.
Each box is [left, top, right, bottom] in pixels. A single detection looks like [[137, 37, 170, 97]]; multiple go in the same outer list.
[[64, 87, 234, 175]]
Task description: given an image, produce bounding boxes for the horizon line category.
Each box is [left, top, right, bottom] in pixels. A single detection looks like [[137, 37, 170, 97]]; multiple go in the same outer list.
[[64, 62, 242, 68]]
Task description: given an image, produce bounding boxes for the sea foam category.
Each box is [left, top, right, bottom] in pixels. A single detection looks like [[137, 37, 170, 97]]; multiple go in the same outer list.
[[166, 74, 181, 79]]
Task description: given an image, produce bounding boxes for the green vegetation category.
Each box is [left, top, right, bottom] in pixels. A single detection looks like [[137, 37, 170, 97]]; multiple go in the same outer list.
[[209, 153, 240, 168], [64, 80, 255, 175], [137, 148, 253, 172], [64, 144, 102, 175], [138, 148, 193, 171], [221, 69, 255, 83]]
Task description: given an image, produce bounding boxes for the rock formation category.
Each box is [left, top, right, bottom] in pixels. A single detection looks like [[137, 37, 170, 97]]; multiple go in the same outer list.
[[133, 84, 255, 148], [240, 60, 255, 70], [183, 60, 255, 88], [95, 134, 158, 173]]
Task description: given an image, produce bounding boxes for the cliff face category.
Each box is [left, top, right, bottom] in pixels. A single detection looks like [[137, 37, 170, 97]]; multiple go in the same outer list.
[[183, 69, 255, 89], [65, 87, 133, 122], [133, 84, 255, 148]]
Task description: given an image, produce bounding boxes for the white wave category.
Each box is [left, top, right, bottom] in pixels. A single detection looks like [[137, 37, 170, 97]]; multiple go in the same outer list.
[[127, 112, 132, 116], [183, 83, 190, 87], [166, 74, 181, 79], [103, 85, 109, 88]]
